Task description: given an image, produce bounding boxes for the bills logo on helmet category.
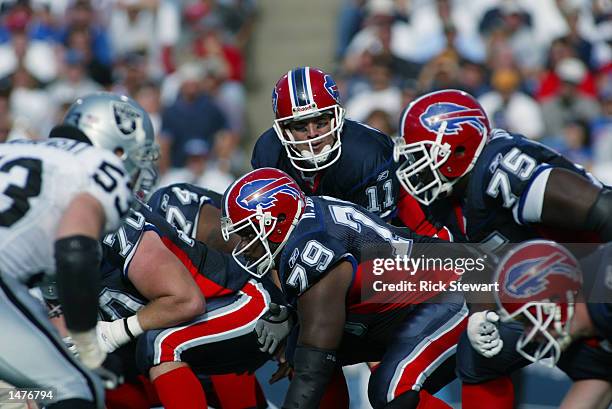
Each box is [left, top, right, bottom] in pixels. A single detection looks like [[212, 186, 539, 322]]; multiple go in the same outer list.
[[112, 101, 141, 135], [420, 103, 486, 135], [237, 177, 301, 210], [502, 251, 579, 299], [324, 75, 340, 104], [272, 88, 278, 114]]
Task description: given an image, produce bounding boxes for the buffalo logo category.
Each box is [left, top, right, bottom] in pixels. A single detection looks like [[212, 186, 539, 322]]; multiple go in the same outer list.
[[324, 75, 340, 104], [237, 177, 301, 211], [112, 101, 141, 135], [272, 88, 279, 114], [503, 252, 578, 299], [420, 103, 486, 135]]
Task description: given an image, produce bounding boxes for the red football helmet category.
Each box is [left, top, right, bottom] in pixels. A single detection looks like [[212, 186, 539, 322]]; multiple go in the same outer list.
[[272, 67, 346, 172], [221, 168, 306, 277], [494, 240, 582, 366], [394, 89, 490, 205]]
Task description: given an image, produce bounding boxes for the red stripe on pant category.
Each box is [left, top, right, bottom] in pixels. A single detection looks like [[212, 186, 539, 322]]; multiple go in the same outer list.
[[391, 315, 467, 399], [157, 281, 267, 363]]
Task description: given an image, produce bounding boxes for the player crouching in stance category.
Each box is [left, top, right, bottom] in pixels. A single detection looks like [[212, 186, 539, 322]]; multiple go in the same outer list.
[[0, 92, 158, 409], [494, 240, 612, 408], [221, 167, 480, 409]]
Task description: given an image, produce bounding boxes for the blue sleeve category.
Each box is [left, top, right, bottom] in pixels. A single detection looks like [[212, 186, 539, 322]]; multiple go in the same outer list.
[[147, 184, 218, 238], [280, 231, 356, 301], [251, 129, 283, 169], [101, 210, 157, 277], [343, 122, 398, 219]]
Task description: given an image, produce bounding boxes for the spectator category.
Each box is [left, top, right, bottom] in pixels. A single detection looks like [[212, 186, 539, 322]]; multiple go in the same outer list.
[[60, 0, 113, 85], [541, 57, 601, 138], [47, 49, 101, 107], [191, 13, 245, 83], [479, 67, 544, 139], [558, 119, 593, 168], [365, 108, 395, 136], [0, 21, 56, 83], [537, 38, 598, 99], [159, 137, 234, 194], [591, 83, 612, 184], [159, 62, 228, 173], [9, 64, 54, 139], [135, 80, 163, 139], [417, 50, 462, 92], [345, 57, 401, 122], [458, 59, 490, 97], [111, 51, 149, 98]]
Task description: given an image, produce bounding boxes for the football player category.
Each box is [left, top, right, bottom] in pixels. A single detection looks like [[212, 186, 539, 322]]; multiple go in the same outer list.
[[0, 92, 158, 409], [220, 168, 484, 409], [147, 182, 270, 409], [97, 203, 285, 409], [394, 89, 612, 408], [251, 66, 451, 240], [494, 240, 612, 408]]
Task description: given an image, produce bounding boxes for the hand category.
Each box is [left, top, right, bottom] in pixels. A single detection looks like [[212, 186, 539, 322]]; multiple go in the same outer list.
[[255, 303, 294, 355], [270, 360, 292, 384], [96, 316, 142, 353], [269, 344, 292, 384], [96, 320, 129, 354], [467, 311, 503, 358]]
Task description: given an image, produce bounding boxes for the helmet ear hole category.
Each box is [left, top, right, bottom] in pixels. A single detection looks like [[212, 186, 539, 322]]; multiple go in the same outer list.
[[454, 145, 466, 158]]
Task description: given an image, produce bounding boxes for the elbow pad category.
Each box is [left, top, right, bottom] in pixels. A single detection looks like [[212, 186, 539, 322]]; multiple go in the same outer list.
[[282, 345, 337, 409], [584, 189, 612, 242], [55, 235, 102, 332]]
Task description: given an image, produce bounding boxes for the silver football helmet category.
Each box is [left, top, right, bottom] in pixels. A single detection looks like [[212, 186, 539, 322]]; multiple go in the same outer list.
[[63, 92, 160, 198]]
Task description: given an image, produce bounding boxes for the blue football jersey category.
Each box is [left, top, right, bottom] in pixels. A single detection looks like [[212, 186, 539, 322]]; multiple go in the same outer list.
[[277, 196, 465, 310], [251, 120, 398, 219], [430, 130, 599, 251], [582, 244, 612, 342], [101, 205, 251, 304], [148, 183, 222, 239]]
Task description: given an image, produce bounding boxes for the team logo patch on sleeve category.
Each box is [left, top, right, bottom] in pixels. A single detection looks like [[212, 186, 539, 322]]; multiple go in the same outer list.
[[237, 177, 301, 210], [420, 103, 486, 135]]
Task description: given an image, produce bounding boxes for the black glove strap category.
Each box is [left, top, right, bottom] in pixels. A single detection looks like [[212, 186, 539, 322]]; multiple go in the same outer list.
[[282, 345, 337, 409]]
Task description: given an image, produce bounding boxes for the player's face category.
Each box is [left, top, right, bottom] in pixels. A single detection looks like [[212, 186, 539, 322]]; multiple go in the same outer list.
[[286, 115, 334, 154], [236, 226, 266, 262]]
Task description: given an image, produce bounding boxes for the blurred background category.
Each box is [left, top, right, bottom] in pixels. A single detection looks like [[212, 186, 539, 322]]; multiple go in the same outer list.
[[0, 0, 608, 407]]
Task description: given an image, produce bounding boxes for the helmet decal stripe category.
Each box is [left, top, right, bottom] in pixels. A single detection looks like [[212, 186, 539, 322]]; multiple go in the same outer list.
[[292, 68, 309, 107], [287, 70, 297, 110], [243, 176, 296, 204], [304, 67, 315, 105]]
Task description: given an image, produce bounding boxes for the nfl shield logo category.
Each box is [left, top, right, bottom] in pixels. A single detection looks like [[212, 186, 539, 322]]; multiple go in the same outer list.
[[112, 101, 141, 135]]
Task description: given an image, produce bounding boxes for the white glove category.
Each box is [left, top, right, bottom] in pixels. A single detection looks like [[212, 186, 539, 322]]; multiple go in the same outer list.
[[96, 316, 143, 353], [255, 303, 294, 355], [69, 328, 106, 369], [467, 311, 503, 358], [69, 328, 124, 389]]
